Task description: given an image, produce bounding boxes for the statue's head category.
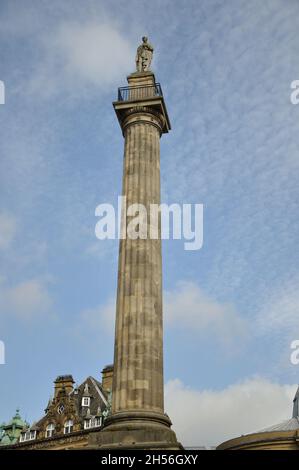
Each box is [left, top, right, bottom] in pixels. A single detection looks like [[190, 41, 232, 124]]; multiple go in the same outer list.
[[142, 36, 148, 43]]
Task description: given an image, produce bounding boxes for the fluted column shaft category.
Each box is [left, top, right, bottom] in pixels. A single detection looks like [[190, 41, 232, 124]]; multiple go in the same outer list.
[[112, 108, 164, 415]]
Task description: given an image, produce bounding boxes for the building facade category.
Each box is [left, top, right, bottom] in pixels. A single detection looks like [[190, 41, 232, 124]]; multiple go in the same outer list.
[[0, 367, 112, 450]]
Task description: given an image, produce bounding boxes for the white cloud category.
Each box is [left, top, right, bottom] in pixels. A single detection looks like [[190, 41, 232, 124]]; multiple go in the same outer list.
[[164, 281, 247, 345], [165, 377, 297, 448], [54, 22, 134, 86], [0, 212, 17, 249], [0, 279, 52, 320], [29, 21, 135, 97]]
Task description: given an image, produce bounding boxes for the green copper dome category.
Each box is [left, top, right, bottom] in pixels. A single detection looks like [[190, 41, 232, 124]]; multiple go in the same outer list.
[[6, 409, 25, 427], [0, 409, 28, 446]]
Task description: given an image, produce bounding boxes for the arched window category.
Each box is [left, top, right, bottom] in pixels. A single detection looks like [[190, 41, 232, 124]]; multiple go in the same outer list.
[[64, 419, 73, 434], [45, 423, 55, 438]]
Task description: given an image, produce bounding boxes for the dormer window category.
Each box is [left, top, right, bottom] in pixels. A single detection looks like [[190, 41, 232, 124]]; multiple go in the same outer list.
[[20, 432, 28, 442], [20, 430, 36, 442], [64, 419, 73, 434], [84, 418, 91, 429], [84, 416, 102, 429], [82, 397, 90, 407], [94, 417, 102, 427], [45, 423, 55, 438]]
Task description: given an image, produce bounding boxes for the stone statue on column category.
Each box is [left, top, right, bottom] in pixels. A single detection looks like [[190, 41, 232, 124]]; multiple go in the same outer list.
[[135, 36, 154, 72]]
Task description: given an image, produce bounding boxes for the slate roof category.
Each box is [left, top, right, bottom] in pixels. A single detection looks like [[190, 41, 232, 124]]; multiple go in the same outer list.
[[259, 417, 299, 433], [71, 376, 108, 419], [32, 375, 108, 433]]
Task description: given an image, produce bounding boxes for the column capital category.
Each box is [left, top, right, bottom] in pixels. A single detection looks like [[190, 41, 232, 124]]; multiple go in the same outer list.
[[120, 106, 166, 136]]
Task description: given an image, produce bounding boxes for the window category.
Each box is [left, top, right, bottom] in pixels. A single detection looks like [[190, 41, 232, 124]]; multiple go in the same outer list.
[[64, 419, 73, 434], [20, 432, 27, 442], [94, 417, 102, 427], [82, 397, 90, 407], [84, 417, 102, 430], [20, 430, 36, 442], [45, 423, 55, 438], [57, 404, 65, 414], [84, 419, 91, 429]]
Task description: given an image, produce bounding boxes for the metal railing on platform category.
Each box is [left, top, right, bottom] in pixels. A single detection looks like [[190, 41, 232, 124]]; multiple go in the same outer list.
[[117, 83, 163, 101]]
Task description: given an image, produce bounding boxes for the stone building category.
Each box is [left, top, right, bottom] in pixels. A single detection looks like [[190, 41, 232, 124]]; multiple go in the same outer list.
[[0, 367, 112, 449]]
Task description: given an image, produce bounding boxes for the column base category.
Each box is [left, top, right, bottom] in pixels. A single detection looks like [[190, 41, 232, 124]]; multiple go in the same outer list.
[[88, 410, 183, 450]]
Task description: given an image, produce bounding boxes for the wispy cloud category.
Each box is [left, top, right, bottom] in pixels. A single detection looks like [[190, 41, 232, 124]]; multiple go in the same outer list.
[[27, 21, 135, 99], [0, 278, 52, 320], [0, 212, 16, 249], [255, 277, 299, 339], [164, 281, 248, 346], [72, 298, 116, 342]]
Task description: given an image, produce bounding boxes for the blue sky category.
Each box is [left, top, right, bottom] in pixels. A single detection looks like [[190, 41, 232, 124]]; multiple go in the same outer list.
[[0, 0, 299, 446]]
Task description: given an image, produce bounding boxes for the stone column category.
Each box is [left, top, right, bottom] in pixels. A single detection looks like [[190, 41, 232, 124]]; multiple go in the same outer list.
[[113, 101, 164, 417], [94, 72, 181, 449]]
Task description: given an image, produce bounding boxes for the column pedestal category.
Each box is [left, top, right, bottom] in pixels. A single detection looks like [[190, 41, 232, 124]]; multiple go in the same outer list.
[[89, 411, 181, 449]]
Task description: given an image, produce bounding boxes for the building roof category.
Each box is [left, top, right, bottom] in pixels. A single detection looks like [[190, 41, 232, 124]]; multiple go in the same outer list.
[[5, 409, 26, 429], [257, 385, 299, 433], [259, 417, 299, 433], [0, 409, 28, 446], [30, 375, 108, 436]]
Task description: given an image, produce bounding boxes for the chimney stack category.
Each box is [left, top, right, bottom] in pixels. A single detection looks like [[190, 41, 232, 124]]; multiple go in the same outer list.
[[101, 365, 113, 393], [54, 375, 74, 398]]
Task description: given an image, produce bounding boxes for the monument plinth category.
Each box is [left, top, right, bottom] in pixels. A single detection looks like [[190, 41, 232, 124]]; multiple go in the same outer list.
[[92, 39, 181, 450]]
